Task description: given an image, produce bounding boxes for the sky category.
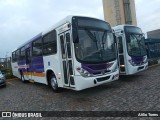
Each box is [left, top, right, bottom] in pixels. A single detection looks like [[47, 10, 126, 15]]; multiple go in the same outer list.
[[0, 0, 160, 58]]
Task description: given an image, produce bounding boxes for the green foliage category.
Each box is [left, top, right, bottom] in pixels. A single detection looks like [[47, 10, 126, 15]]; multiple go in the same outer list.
[[3, 67, 16, 79]]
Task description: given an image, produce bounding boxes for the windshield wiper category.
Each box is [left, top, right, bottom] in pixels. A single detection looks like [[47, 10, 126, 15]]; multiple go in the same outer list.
[[84, 28, 97, 42], [85, 28, 99, 50], [130, 33, 145, 55], [102, 30, 108, 50]]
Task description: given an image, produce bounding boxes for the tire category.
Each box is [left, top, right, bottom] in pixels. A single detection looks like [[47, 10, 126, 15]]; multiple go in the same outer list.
[[49, 73, 60, 92]]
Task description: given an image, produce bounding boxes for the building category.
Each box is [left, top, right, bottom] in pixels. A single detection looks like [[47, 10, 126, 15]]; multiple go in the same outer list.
[[102, 0, 137, 27], [147, 29, 160, 39]]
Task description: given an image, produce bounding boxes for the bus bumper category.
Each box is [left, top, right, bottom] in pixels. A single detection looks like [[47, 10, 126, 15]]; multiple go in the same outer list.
[[127, 62, 148, 75], [73, 70, 119, 91]]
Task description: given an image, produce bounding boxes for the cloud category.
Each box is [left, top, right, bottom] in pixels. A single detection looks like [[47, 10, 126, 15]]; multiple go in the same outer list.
[[0, 0, 103, 57], [0, 0, 160, 57], [135, 0, 160, 33]]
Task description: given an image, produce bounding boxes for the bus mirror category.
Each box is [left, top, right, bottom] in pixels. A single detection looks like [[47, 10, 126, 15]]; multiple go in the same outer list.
[[72, 28, 79, 43], [113, 33, 117, 43]]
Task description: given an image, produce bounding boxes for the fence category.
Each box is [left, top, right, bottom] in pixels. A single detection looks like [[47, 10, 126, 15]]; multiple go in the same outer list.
[[145, 38, 160, 59]]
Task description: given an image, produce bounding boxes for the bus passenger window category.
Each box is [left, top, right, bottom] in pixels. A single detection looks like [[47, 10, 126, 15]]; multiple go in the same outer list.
[[20, 47, 25, 60], [15, 49, 20, 61], [12, 52, 16, 62], [43, 30, 57, 55], [32, 38, 43, 57]]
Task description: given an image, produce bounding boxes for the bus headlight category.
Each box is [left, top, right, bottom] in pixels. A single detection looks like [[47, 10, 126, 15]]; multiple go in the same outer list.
[[76, 67, 92, 77], [143, 57, 148, 64], [128, 59, 137, 66]]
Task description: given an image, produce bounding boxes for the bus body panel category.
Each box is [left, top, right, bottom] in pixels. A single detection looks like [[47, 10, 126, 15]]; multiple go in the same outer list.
[[43, 54, 63, 86]]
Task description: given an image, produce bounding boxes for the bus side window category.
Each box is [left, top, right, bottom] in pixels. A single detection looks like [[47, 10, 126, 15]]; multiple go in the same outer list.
[[15, 49, 20, 61], [12, 51, 16, 62], [118, 36, 123, 54], [32, 38, 43, 57], [20, 47, 25, 60], [43, 30, 57, 55]]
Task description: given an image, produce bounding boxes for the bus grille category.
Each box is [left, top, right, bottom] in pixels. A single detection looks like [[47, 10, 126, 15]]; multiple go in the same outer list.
[[92, 70, 111, 76], [97, 76, 110, 82]]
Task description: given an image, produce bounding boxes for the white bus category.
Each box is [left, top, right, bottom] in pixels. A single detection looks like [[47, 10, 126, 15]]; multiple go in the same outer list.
[[113, 25, 148, 75], [11, 16, 119, 92]]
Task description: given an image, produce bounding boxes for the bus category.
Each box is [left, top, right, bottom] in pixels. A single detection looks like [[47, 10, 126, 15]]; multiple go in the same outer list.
[[11, 16, 119, 92], [113, 25, 148, 75]]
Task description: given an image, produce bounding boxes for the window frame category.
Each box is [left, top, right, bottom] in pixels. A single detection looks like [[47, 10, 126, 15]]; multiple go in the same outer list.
[[42, 29, 57, 56], [32, 37, 43, 57]]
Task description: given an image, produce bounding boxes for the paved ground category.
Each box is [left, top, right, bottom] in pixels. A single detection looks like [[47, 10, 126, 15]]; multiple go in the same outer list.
[[0, 65, 160, 119]]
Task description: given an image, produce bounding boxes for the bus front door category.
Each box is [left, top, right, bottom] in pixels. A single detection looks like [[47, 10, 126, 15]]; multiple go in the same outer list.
[[59, 31, 75, 88], [117, 36, 126, 74]]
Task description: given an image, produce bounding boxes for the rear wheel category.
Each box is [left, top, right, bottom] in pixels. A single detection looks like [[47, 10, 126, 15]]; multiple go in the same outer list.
[[49, 74, 60, 92]]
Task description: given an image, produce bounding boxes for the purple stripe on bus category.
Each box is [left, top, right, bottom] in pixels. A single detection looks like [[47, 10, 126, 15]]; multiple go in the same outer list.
[[18, 56, 44, 73], [31, 56, 44, 73], [131, 56, 143, 64], [82, 63, 110, 74]]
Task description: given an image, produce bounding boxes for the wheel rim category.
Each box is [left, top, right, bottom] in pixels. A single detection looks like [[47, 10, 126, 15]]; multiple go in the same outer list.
[[51, 77, 57, 90]]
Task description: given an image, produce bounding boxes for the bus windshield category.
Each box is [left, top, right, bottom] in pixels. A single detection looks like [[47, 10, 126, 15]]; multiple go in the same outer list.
[[73, 17, 116, 63], [125, 26, 147, 57]]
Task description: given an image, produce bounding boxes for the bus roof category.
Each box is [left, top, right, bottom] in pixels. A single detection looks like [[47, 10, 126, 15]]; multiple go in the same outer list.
[[14, 15, 106, 51], [15, 16, 74, 51]]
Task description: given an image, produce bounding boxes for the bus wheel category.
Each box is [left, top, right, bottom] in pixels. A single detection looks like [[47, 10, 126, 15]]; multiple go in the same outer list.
[[50, 74, 59, 92]]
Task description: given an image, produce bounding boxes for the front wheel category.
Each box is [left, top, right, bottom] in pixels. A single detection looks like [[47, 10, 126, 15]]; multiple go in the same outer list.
[[49, 74, 60, 92]]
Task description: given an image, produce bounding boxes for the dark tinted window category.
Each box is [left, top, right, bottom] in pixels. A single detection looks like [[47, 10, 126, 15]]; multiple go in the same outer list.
[[20, 47, 25, 60], [72, 17, 111, 31], [16, 49, 20, 61], [124, 26, 142, 34], [12, 52, 16, 62], [32, 38, 43, 57], [43, 30, 57, 55]]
